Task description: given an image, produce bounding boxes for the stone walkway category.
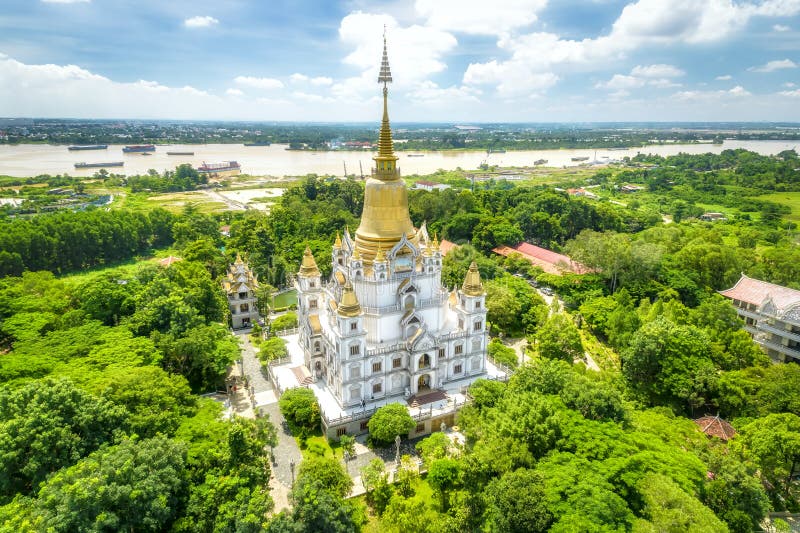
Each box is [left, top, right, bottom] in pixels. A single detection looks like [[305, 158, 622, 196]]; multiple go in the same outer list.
[[232, 332, 303, 512]]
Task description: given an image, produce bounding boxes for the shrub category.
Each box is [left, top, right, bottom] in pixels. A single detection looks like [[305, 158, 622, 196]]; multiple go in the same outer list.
[[279, 388, 320, 431], [368, 403, 415, 446]]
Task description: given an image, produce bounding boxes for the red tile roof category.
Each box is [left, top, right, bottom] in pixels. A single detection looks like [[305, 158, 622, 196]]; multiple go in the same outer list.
[[494, 242, 591, 275], [720, 274, 800, 312], [158, 256, 183, 267], [438, 239, 458, 256], [694, 415, 736, 441]]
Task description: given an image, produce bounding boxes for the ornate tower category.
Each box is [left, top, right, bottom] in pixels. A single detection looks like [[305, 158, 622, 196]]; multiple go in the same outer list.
[[355, 32, 418, 262]]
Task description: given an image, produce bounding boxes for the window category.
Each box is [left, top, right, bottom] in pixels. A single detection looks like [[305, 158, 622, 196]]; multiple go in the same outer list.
[[454, 363, 463, 374], [240, 303, 249, 312], [337, 427, 347, 437], [393, 358, 402, 369], [415, 423, 425, 433], [350, 366, 361, 379], [309, 299, 318, 309], [438, 348, 445, 359], [474, 321, 482, 331], [458, 319, 464, 329], [372, 361, 382, 373], [350, 344, 360, 356], [350, 321, 358, 331], [309, 281, 316, 288], [238, 292, 247, 299], [360, 421, 369, 430], [475, 301, 481, 309], [372, 382, 382, 394], [455, 344, 463, 355]]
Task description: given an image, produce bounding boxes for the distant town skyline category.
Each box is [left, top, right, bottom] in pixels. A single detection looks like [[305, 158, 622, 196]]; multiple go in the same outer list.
[[1, 0, 799, 122]]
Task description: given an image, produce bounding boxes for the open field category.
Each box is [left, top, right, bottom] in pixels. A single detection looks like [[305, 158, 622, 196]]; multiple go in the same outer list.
[[756, 192, 800, 222]]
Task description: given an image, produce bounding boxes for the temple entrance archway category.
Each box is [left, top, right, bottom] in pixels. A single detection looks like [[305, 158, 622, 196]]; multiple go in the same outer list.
[[418, 374, 431, 392]]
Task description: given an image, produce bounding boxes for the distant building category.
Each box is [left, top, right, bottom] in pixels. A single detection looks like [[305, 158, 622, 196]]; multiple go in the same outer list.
[[566, 187, 598, 199], [493, 242, 591, 275], [620, 184, 645, 193], [700, 212, 726, 222], [219, 225, 231, 237], [224, 254, 260, 329], [720, 274, 800, 362], [413, 180, 450, 192], [438, 239, 458, 257]]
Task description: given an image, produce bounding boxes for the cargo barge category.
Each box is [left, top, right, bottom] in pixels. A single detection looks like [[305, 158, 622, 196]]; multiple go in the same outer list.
[[167, 151, 195, 155], [123, 144, 156, 153], [74, 162, 124, 169], [244, 142, 271, 146], [68, 145, 108, 151], [197, 161, 241, 173]]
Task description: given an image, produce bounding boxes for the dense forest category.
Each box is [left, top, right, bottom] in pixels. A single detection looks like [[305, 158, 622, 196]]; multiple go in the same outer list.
[[1, 148, 799, 531]]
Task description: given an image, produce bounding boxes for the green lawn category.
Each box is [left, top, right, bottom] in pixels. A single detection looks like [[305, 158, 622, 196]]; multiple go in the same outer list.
[[756, 192, 800, 222]]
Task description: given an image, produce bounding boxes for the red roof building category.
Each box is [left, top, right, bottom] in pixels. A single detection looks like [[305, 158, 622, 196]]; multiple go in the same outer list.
[[493, 242, 591, 275], [720, 274, 800, 362], [158, 256, 183, 267], [694, 415, 736, 441], [438, 239, 458, 256]]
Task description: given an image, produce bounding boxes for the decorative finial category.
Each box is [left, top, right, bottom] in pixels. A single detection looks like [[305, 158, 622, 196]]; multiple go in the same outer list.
[[334, 232, 342, 248], [338, 279, 362, 317], [298, 244, 321, 278], [378, 26, 392, 86], [375, 243, 386, 262], [462, 261, 484, 296]]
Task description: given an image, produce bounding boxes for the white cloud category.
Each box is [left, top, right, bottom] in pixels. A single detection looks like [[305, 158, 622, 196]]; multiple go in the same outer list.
[[463, 0, 800, 96], [291, 91, 334, 103], [407, 81, 481, 103], [779, 89, 800, 96], [596, 74, 646, 89], [672, 85, 751, 100], [233, 75, 284, 90], [184, 16, 219, 29], [290, 73, 333, 86], [630, 64, 685, 78], [226, 88, 244, 97], [749, 58, 797, 72], [784, 82, 797, 87], [338, 12, 456, 82], [415, 0, 547, 35], [773, 23, 791, 31], [716, 74, 733, 80]]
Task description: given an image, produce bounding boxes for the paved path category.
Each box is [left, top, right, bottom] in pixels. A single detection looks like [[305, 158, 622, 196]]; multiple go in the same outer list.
[[232, 332, 303, 512]]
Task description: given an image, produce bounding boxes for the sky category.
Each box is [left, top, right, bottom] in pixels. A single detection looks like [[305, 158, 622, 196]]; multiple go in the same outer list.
[[1, 0, 799, 122]]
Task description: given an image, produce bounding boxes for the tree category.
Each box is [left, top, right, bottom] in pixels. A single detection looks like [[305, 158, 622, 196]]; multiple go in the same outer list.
[[278, 388, 320, 431], [34, 437, 187, 533], [296, 456, 353, 498], [736, 413, 800, 508], [536, 313, 584, 364], [415, 432, 451, 467], [394, 455, 420, 498], [258, 337, 289, 364], [427, 458, 461, 511], [271, 312, 298, 331], [483, 469, 553, 533], [0, 377, 126, 497], [467, 379, 506, 410], [632, 473, 728, 533], [368, 403, 415, 445]]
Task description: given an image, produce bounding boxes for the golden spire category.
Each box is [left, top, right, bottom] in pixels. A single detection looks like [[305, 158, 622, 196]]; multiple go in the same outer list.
[[234, 252, 244, 265], [298, 245, 321, 278], [432, 232, 440, 250], [375, 243, 386, 262], [462, 261, 484, 296], [354, 28, 418, 261], [334, 232, 342, 248], [338, 280, 362, 317]]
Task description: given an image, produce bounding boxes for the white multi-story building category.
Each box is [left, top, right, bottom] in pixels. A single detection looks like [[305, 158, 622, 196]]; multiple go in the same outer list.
[[721, 274, 800, 362], [292, 36, 488, 436]]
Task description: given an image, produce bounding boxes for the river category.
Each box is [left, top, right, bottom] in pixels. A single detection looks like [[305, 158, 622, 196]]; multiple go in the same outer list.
[[0, 140, 796, 178]]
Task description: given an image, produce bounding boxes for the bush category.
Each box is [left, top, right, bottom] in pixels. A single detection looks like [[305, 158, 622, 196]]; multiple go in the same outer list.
[[278, 388, 320, 431], [271, 312, 298, 332], [258, 337, 288, 364], [368, 403, 415, 446], [488, 338, 519, 368]]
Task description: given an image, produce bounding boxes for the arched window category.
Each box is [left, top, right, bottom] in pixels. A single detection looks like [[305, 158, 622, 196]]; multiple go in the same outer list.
[[418, 353, 431, 369]]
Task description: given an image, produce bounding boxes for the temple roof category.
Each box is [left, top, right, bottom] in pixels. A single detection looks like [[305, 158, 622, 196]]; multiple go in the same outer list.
[[462, 261, 484, 296], [694, 415, 736, 441], [338, 280, 362, 317], [298, 245, 321, 278], [720, 274, 800, 313]]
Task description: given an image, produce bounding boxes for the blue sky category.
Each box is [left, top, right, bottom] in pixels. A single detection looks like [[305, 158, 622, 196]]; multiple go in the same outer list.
[[1, 0, 799, 121]]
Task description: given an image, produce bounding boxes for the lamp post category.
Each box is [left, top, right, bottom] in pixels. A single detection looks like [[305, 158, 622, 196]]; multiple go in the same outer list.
[[394, 434, 401, 465]]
